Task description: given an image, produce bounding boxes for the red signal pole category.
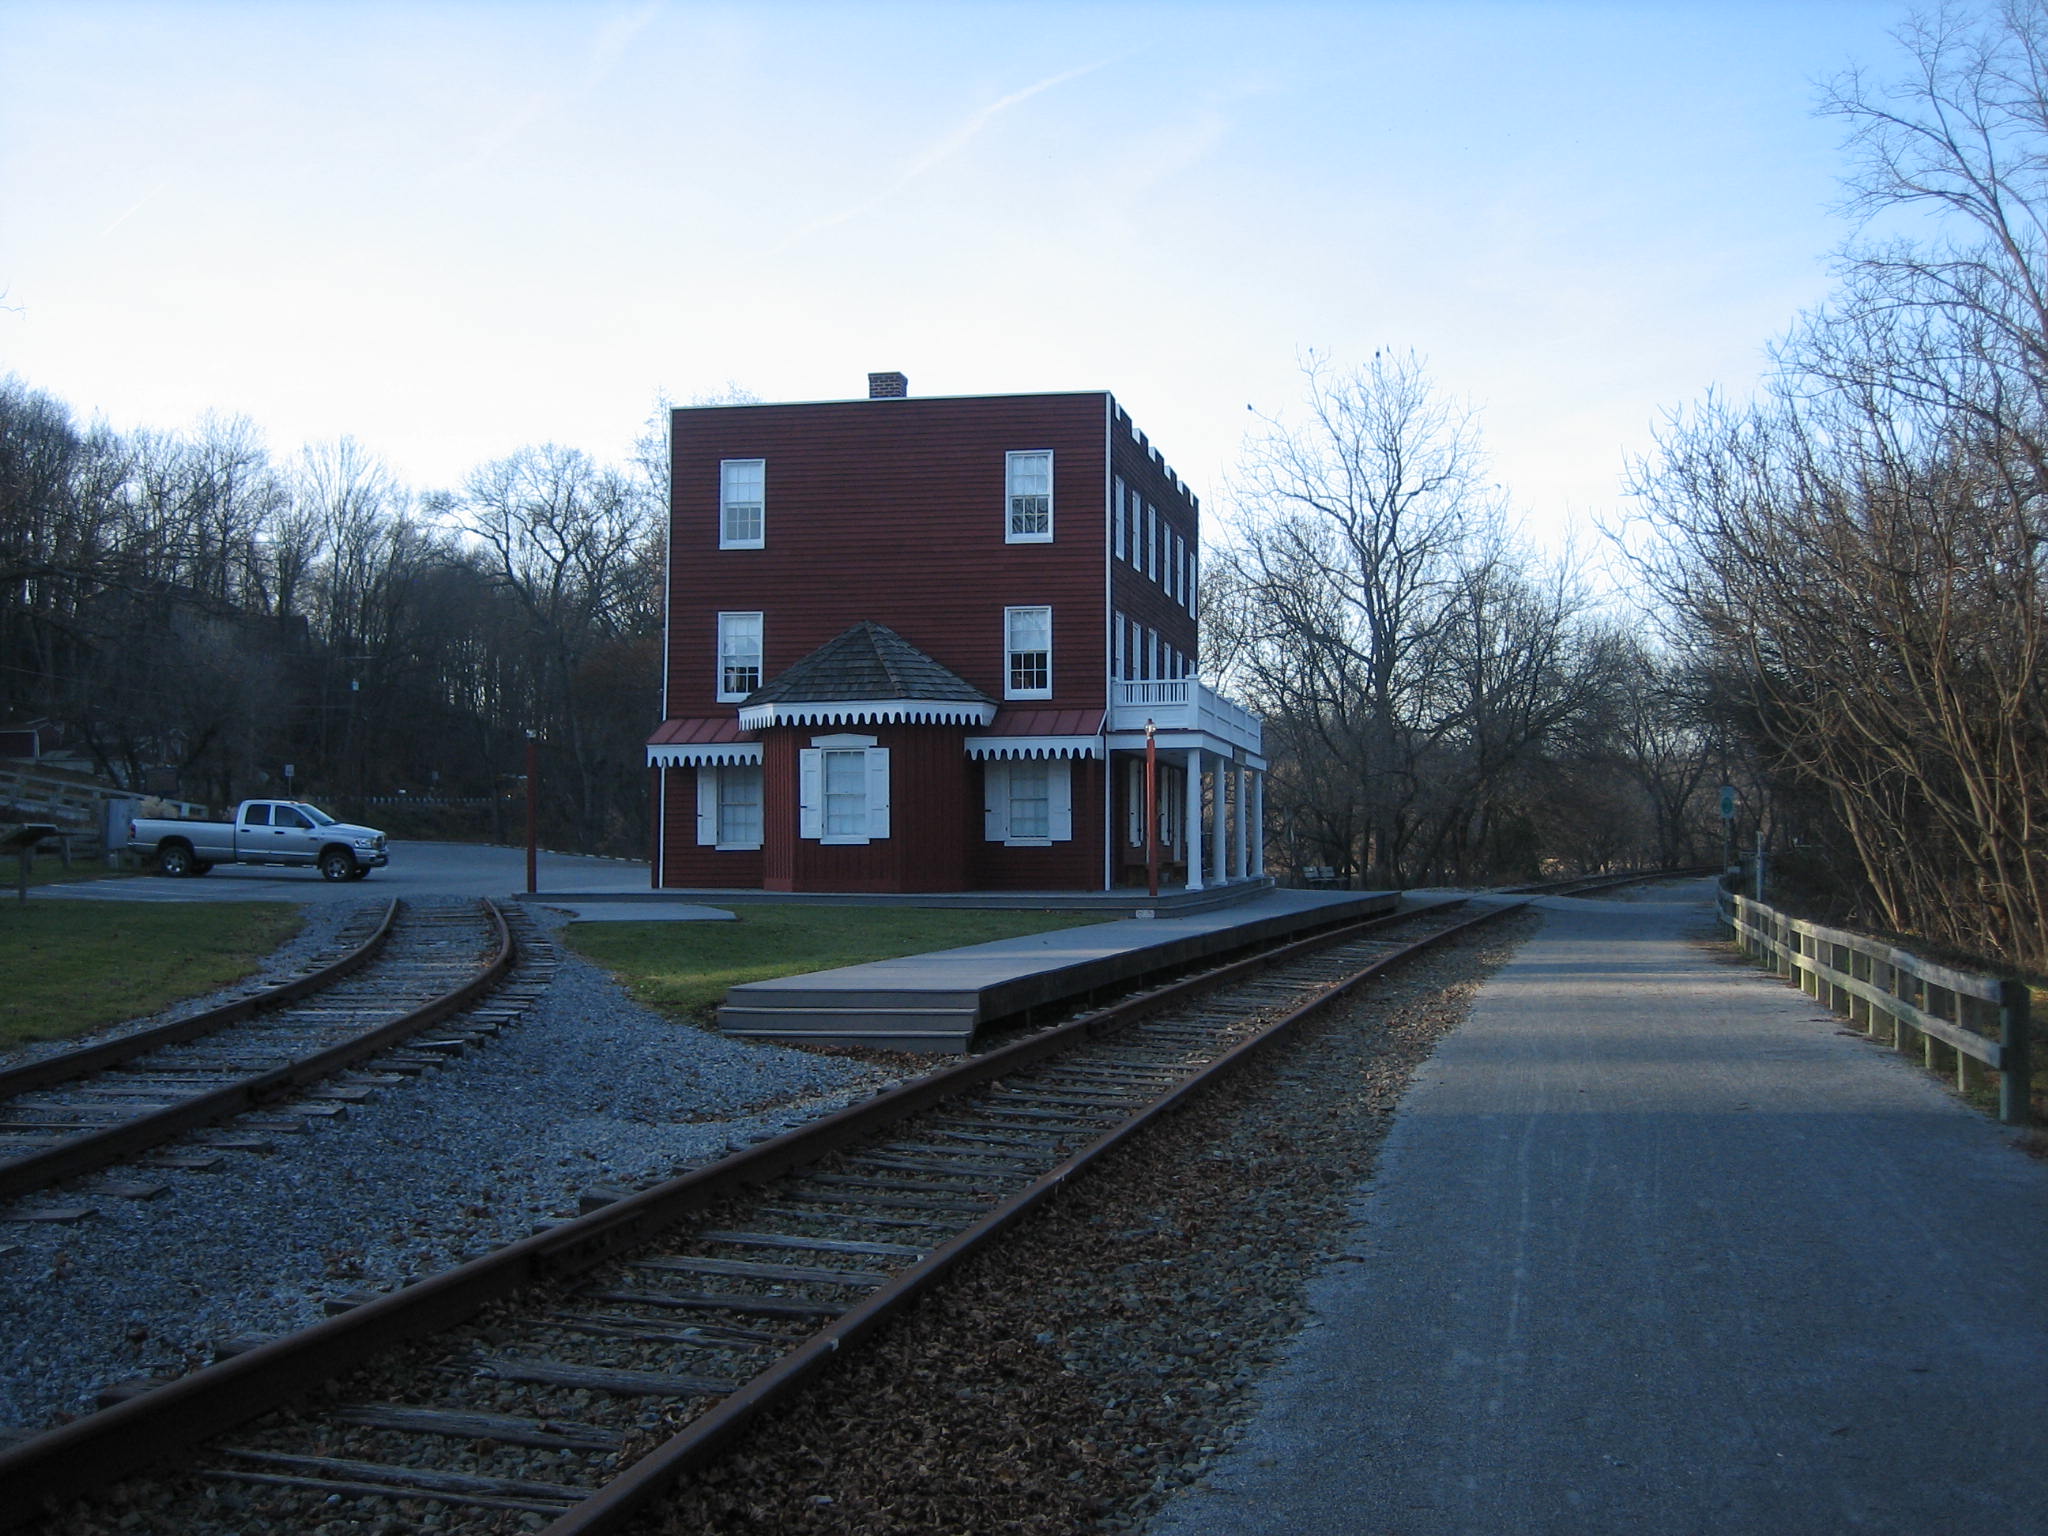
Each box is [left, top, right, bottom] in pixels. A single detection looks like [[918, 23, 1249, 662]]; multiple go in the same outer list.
[[1145, 719, 1159, 898]]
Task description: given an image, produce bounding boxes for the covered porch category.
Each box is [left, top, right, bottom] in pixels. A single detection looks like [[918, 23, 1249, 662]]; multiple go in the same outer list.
[[1106, 679, 1266, 894]]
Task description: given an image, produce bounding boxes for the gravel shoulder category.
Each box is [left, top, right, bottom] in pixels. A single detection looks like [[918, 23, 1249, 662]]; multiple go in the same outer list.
[[0, 901, 903, 1434]]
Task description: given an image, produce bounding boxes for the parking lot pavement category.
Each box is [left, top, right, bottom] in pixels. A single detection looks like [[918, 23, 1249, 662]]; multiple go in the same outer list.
[[32, 842, 653, 906]]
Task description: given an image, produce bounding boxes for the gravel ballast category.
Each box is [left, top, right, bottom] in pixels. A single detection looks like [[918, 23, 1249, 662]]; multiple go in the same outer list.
[[0, 899, 902, 1435], [638, 909, 1538, 1536]]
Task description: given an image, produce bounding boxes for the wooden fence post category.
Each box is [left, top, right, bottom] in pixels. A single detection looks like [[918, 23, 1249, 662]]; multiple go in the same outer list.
[[1999, 979, 2033, 1128]]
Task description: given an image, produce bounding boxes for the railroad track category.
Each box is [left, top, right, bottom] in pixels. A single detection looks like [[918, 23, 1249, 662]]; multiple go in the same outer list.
[[0, 896, 1522, 1535], [0, 898, 519, 1206]]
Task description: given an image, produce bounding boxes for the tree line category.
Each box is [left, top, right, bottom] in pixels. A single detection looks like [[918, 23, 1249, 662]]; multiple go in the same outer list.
[[0, 384, 664, 855], [1203, 350, 1733, 889], [1629, 1, 2048, 972]]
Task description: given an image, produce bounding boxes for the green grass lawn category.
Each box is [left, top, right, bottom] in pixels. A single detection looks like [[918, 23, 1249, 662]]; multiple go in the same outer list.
[[0, 901, 305, 1049], [564, 905, 1111, 1027]]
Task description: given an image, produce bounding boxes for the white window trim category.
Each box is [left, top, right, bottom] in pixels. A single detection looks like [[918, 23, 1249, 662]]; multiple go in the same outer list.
[[983, 759, 1073, 846], [1004, 604, 1053, 701], [1112, 476, 1126, 561], [798, 735, 890, 845], [716, 612, 763, 703], [719, 459, 765, 549], [1005, 449, 1054, 543]]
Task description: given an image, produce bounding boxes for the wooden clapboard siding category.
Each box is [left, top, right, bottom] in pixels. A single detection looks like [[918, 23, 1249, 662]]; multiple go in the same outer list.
[[670, 393, 1113, 716]]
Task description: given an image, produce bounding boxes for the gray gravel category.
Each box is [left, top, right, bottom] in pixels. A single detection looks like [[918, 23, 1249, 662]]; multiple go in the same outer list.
[[0, 900, 900, 1434]]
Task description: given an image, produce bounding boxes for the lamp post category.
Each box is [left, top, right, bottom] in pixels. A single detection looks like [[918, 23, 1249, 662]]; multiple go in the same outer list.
[[525, 731, 539, 896], [1145, 719, 1159, 898]]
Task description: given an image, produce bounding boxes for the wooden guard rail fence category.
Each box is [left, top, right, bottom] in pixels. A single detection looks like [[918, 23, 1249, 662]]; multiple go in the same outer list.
[[1718, 890, 2034, 1127]]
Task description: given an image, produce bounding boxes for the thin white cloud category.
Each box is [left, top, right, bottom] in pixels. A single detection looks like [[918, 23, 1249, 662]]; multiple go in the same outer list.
[[780, 56, 1118, 249], [99, 180, 171, 240], [459, 1, 665, 173]]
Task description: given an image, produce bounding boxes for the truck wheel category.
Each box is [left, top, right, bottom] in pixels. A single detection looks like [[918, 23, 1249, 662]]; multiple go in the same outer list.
[[319, 848, 357, 882], [158, 843, 194, 878]]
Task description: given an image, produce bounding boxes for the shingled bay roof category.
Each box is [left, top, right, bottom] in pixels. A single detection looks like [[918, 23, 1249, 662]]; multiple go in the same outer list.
[[737, 621, 999, 729]]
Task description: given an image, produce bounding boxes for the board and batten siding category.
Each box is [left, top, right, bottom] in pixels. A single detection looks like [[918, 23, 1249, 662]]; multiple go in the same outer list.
[[755, 724, 973, 892], [669, 393, 1113, 717], [969, 759, 1106, 890]]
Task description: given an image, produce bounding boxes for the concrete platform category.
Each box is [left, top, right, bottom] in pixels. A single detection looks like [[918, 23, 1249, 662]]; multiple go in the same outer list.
[[716, 887, 1402, 1051], [526, 878, 1284, 917]]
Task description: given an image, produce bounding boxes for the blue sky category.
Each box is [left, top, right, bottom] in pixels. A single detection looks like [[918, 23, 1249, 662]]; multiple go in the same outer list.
[[1, 1, 1916, 554]]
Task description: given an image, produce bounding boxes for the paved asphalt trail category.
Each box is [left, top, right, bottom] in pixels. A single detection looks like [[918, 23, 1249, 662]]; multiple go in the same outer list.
[[1149, 879, 2048, 1536]]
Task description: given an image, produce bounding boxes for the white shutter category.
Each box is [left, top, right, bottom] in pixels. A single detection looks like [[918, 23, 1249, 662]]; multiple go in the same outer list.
[[1048, 761, 1073, 841], [799, 749, 822, 839], [983, 761, 1009, 842], [866, 748, 890, 839], [696, 767, 719, 846]]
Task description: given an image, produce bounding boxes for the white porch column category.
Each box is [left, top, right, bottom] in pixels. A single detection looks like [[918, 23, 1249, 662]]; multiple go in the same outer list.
[[1183, 748, 1205, 892], [1233, 762, 1250, 879], [1251, 769, 1265, 880]]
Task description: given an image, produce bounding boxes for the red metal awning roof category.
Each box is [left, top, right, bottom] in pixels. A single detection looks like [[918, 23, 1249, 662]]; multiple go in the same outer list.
[[647, 716, 750, 747], [977, 708, 1104, 737]]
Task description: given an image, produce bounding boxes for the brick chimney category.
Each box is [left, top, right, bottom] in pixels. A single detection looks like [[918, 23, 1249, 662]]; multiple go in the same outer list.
[[867, 371, 909, 399]]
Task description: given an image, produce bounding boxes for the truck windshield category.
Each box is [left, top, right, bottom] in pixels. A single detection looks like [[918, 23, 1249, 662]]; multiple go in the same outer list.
[[291, 803, 338, 826]]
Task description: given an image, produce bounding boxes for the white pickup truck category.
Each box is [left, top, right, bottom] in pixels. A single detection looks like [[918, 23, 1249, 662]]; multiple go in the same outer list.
[[126, 800, 390, 881]]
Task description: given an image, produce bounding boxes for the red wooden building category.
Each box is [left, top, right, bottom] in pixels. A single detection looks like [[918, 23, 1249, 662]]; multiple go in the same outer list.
[[647, 375, 1266, 893]]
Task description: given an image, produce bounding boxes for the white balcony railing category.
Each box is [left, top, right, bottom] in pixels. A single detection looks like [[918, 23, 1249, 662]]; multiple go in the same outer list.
[[1109, 679, 1262, 755]]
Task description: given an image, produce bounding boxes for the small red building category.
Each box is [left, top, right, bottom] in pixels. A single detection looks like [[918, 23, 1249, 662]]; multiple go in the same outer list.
[[647, 375, 1266, 893]]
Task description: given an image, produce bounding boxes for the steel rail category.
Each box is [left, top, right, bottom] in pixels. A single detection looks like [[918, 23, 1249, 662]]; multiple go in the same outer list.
[[542, 899, 1526, 1536], [0, 896, 1516, 1530], [1497, 865, 1716, 896], [0, 899, 513, 1203], [0, 899, 401, 1099]]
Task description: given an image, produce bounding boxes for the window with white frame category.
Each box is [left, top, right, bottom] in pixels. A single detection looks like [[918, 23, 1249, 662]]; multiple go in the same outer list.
[[695, 763, 763, 849], [798, 735, 890, 844], [984, 759, 1073, 845], [1146, 504, 1159, 580], [1006, 450, 1052, 541], [1113, 476, 1126, 561], [1112, 610, 1126, 681], [719, 459, 764, 548], [1187, 544, 1199, 613], [716, 612, 762, 701], [1004, 605, 1052, 699]]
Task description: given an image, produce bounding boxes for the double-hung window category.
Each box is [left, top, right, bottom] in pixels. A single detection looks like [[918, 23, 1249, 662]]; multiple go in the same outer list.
[[1004, 605, 1052, 699], [983, 759, 1073, 845], [716, 612, 762, 701], [798, 735, 890, 845], [696, 763, 763, 849], [1006, 450, 1052, 541], [1112, 476, 1126, 561], [719, 459, 764, 548]]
